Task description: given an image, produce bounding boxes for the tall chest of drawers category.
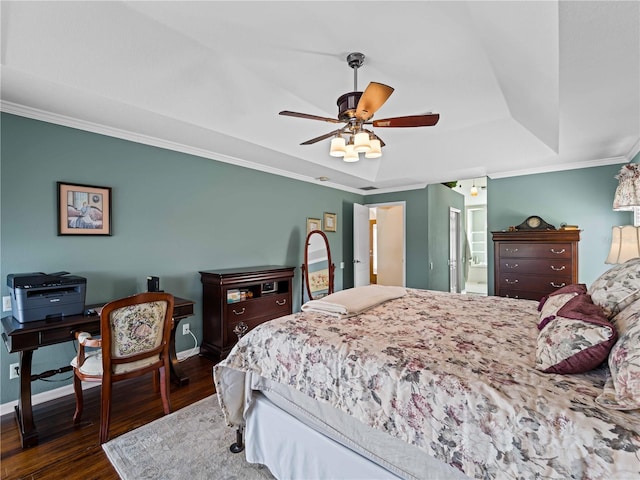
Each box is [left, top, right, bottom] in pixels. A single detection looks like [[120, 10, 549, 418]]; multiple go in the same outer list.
[[492, 230, 580, 301], [199, 265, 295, 360]]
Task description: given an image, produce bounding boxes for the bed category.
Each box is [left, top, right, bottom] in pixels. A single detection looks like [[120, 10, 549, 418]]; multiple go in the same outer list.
[[214, 260, 640, 479]]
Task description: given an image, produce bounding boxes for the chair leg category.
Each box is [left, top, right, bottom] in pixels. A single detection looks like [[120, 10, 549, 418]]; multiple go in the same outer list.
[[99, 380, 112, 444], [159, 365, 171, 414], [72, 373, 83, 423]]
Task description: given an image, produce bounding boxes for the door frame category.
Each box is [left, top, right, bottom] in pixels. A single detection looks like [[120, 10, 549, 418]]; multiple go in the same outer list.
[[449, 206, 463, 293]]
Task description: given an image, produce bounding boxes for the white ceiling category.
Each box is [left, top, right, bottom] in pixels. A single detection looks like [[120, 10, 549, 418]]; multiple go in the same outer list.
[[1, 1, 639, 194]]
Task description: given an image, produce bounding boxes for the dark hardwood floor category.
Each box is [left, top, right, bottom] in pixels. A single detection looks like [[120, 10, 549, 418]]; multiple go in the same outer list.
[[1, 355, 216, 480]]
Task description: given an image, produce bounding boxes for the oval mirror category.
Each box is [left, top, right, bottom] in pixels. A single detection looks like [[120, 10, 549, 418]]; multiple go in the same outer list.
[[303, 230, 334, 300]]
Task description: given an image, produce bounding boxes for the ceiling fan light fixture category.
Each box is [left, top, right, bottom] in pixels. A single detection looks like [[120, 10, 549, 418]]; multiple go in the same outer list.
[[329, 136, 346, 157], [343, 144, 359, 162], [280, 51, 439, 162], [353, 131, 371, 153], [365, 139, 382, 158]]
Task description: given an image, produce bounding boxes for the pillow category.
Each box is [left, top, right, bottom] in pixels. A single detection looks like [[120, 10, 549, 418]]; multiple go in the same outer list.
[[535, 294, 617, 374], [588, 257, 640, 318], [537, 284, 587, 329], [596, 300, 640, 410], [610, 296, 640, 339]]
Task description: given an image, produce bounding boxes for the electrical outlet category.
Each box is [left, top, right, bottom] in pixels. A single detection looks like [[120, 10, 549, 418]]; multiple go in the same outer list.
[[9, 363, 19, 379], [182, 323, 190, 335], [2, 296, 11, 312]]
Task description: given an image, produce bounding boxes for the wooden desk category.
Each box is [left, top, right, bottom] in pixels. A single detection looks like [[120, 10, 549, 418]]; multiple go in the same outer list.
[[1, 296, 194, 448]]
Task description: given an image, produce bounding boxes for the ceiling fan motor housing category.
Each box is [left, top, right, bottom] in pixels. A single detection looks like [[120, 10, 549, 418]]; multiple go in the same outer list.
[[337, 92, 363, 122]]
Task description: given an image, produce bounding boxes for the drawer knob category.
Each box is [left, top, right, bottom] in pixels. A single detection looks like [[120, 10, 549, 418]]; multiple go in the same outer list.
[[550, 248, 566, 254], [232, 307, 246, 316], [505, 263, 519, 269], [550, 265, 566, 271], [233, 322, 248, 340], [505, 248, 519, 253], [550, 282, 566, 288], [505, 279, 519, 284], [276, 299, 287, 306]]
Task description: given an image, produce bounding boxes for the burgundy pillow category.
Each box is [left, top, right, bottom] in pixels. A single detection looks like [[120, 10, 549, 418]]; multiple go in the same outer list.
[[535, 294, 617, 374], [538, 283, 587, 311]]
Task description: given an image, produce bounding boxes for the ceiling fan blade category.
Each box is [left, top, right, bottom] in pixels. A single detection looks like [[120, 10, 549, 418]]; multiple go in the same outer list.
[[300, 129, 344, 145], [355, 82, 394, 121], [372, 113, 440, 128], [279, 110, 341, 124]]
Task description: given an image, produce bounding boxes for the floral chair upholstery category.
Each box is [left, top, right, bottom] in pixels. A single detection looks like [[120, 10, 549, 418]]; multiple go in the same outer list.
[[70, 292, 174, 444]]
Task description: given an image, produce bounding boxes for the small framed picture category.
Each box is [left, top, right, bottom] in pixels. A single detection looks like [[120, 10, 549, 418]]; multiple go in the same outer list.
[[306, 217, 322, 234], [58, 182, 112, 236], [323, 212, 337, 232]]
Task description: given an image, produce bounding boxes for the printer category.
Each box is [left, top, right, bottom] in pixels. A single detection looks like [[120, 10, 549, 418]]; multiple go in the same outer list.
[[7, 272, 87, 323]]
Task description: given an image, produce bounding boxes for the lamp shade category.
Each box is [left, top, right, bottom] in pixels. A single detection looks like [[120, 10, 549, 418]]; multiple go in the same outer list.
[[343, 144, 359, 162], [329, 137, 346, 157], [365, 139, 382, 159], [470, 185, 479, 197], [613, 163, 640, 211], [606, 225, 640, 264], [353, 132, 371, 153]]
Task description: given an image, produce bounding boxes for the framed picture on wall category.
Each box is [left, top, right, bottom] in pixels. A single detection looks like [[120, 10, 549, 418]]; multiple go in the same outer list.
[[306, 217, 322, 234], [323, 212, 337, 232], [57, 182, 112, 236]]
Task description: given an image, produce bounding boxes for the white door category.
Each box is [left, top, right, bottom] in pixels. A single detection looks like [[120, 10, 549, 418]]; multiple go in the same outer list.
[[353, 203, 370, 287], [376, 206, 405, 286]]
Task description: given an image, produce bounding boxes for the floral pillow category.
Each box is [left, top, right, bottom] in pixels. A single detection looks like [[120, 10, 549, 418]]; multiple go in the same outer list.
[[588, 257, 640, 318], [596, 300, 640, 410], [537, 284, 587, 328], [536, 294, 617, 374], [610, 295, 640, 338]]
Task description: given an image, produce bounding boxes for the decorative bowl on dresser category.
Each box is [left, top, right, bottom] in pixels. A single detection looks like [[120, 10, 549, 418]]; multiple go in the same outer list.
[[492, 230, 580, 301], [199, 265, 295, 360]]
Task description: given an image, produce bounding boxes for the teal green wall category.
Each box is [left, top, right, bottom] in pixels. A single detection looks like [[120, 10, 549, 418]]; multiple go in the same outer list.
[[427, 183, 465, 291], [367, 188, 429, 288], [366, 183, 463, 290], [1, 112, 636, 405], [364, 158, 638, 296], [0, 113, 362, 403], [487, 156, 639, 293]]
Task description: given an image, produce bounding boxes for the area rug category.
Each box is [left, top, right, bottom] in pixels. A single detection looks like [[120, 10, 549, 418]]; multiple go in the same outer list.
[[103, 395, 274, 479]]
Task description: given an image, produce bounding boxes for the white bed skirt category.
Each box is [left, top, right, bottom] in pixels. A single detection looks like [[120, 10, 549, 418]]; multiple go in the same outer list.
[[244, 390, 470, 480], [245, 392, 402, 479]]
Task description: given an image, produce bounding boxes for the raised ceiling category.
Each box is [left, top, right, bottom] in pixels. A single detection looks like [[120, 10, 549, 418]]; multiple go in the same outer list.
[[1, 1, 638, 193]]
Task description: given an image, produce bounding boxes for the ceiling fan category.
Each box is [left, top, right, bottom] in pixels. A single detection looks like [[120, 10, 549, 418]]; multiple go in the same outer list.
[[279, 52, 440, 161]]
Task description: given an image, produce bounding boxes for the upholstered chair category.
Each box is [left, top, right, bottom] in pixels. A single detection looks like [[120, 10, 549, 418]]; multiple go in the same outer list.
[[71, 292, 175, 444]]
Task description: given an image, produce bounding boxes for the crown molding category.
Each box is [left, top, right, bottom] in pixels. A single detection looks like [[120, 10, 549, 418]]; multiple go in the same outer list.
[[0, 101, 365, 196], [2, 101, 635, 194], [488, 155, 630, 180]]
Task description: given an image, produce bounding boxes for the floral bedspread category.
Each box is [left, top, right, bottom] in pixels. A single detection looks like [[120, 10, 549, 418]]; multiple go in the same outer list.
[[214, 289, 640, 479]]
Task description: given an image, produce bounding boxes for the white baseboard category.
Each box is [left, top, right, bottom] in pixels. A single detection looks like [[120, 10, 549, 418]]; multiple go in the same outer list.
[[0, 348, 200, 417]]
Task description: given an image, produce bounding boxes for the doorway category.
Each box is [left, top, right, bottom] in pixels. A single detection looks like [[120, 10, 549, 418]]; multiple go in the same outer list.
[[353, 202, 406, 287], [454, 177, 488, 295]]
